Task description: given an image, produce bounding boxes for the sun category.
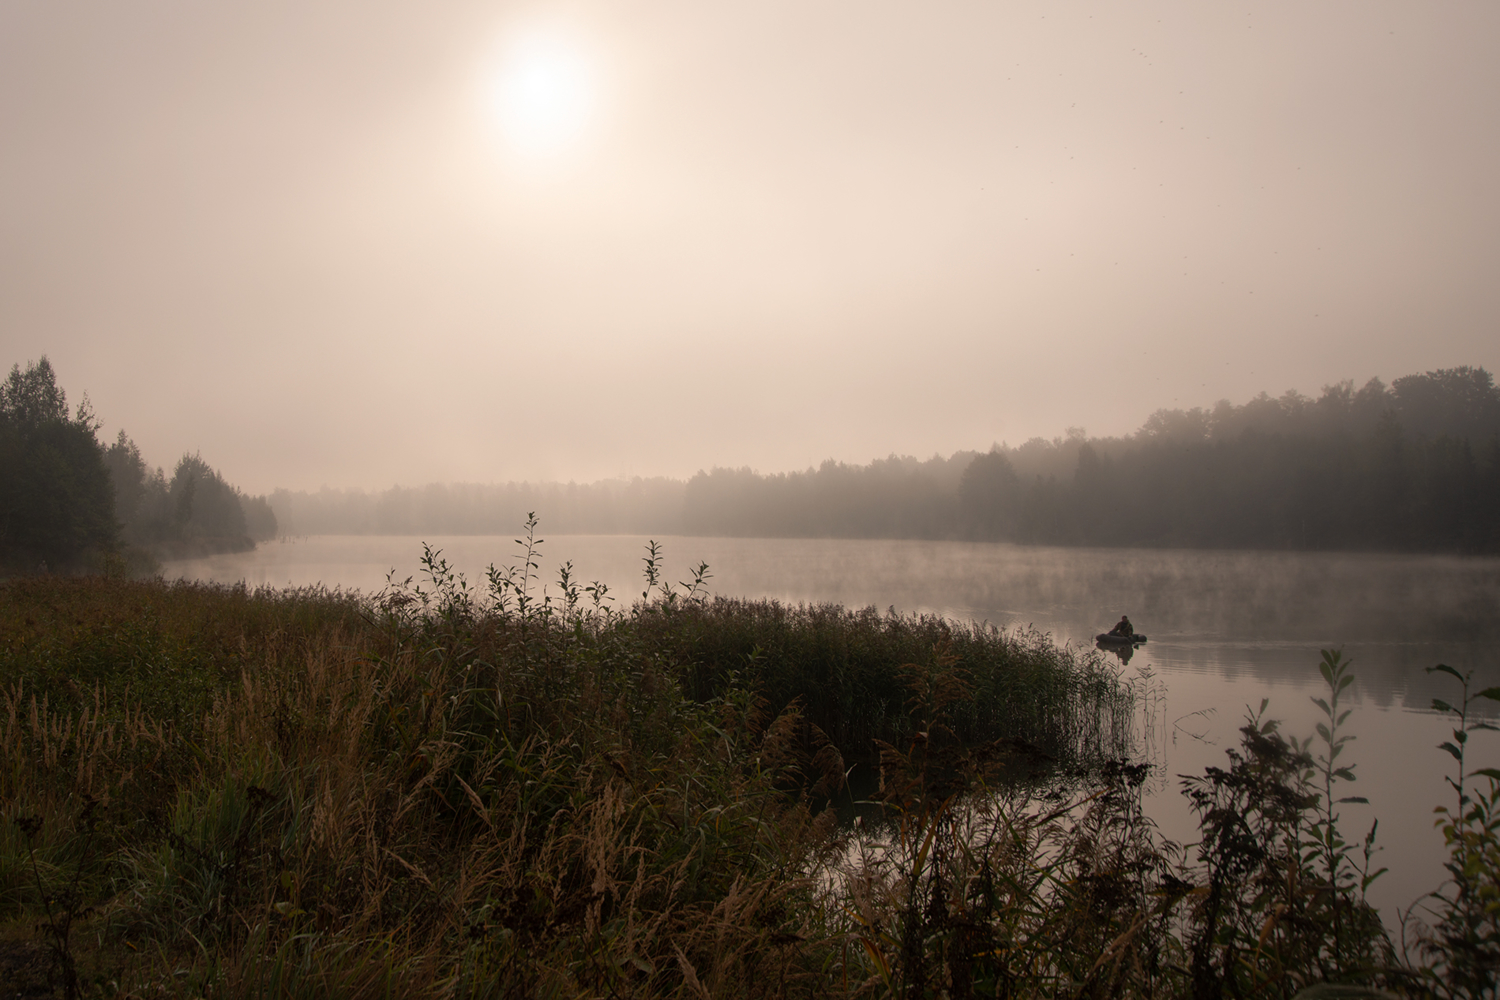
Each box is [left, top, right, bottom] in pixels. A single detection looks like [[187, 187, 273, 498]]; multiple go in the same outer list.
[[484, 29, 597, 159]]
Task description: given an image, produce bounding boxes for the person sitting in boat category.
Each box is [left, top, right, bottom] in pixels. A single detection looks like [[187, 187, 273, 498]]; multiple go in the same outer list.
[[1108, 615, 1134, 638]]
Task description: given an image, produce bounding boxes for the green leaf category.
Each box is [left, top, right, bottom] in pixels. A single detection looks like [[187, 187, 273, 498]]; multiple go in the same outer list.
[[1312, 697, 1332, 716], [1472, 768, 1500, 781], [1428, 664, 1464, 682], [1439, 741, 1463, 761], [1337, 796, 1367, 804], [1469, 722, 1498, 732], [1432, 699, 1454, 713], [1337, 675, 1354, 692], [1476, 687, 1500, 702]]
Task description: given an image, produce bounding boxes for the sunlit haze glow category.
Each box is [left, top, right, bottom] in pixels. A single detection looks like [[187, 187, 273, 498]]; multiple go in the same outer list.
[[2, 1, 1497, 493], [485, 28, 597, 158]]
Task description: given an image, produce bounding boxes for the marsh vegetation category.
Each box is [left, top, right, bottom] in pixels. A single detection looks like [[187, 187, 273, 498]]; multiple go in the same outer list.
[[2, 524, 1497, 997]]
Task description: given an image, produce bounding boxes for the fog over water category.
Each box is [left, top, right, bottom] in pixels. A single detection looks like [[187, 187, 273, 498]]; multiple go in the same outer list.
[[168, 535, 1500, 922]]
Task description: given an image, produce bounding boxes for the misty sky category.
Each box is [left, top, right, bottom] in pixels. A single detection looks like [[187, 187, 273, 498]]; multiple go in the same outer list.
[[3, 1, 1497, 494]]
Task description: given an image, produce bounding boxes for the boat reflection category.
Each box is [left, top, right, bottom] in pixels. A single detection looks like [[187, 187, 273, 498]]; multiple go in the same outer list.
[[1096, 637, 1145, 665]]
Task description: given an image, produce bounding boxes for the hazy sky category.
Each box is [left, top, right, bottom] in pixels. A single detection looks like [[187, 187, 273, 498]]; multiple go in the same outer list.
[[3, 1, 1497, 493]]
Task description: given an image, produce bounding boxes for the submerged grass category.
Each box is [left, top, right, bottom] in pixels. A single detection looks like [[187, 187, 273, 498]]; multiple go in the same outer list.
[[0, 524, 1494, 998]]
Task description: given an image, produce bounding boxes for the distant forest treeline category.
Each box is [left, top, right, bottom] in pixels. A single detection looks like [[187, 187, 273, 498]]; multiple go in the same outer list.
[[685, 366, 1500, 551], [0, 357, 276, 573], [954, 367, 1500, 551], [275, 365, 1500, 554]]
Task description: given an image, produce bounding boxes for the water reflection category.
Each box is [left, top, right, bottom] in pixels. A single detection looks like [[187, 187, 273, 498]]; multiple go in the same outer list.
[[1096, 638, 1144, 666]]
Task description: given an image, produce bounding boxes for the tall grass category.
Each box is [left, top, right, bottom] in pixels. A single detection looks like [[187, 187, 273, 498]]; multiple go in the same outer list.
[[0, 527, 1495, 997], [633, 598, 1133, 765], [3, 530, 939, 996]]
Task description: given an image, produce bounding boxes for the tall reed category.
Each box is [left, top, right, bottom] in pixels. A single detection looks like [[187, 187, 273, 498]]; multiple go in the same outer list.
[[2, 526, 1495, 998]]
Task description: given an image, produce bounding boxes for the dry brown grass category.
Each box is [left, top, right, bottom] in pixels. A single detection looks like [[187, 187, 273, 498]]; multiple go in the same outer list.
[[0, 576, 849, 998]]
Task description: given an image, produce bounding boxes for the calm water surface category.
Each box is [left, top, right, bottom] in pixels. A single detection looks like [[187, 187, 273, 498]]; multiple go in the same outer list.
[[167, 535, 1500, 924]]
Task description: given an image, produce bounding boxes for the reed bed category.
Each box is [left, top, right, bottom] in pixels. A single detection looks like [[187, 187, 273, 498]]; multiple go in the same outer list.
[[0, 533, 1494, 998], [631, 598, 1134, 765], [1, 571, 845, 997]]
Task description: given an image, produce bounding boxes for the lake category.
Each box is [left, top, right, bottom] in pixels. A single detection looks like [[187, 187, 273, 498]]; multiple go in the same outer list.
[[165, 533, 1500, 925]]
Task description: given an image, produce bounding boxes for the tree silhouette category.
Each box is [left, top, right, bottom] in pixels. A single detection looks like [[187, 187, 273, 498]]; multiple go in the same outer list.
[[0, 358, 117, 571]]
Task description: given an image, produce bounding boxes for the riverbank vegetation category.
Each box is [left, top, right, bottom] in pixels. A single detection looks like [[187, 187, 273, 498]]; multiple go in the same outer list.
[[2, 531, 1496, 997], [267, 366, 1500, 554], [0, 357, 276, 575]]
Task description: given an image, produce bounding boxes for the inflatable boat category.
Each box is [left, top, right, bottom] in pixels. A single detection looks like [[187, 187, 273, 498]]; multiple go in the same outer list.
[[1095, 632, 1147, 645]]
